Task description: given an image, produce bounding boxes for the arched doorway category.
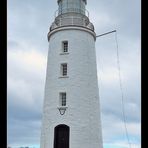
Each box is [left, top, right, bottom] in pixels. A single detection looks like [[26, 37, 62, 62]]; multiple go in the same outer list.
[[54, 124, 70, 148]]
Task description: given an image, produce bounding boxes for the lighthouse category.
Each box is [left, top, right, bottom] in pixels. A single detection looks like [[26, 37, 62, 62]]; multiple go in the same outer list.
[[40, 0, 103, 148]]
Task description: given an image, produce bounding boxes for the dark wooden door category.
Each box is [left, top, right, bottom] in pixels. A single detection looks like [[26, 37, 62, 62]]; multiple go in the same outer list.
[[54, 125, 69, 148]]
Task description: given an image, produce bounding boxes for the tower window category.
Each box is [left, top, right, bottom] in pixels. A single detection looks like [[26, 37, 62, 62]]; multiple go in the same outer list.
[[60, 92, 66, 106], [62, 41, 68, 52], [61, 63, 67, 76]]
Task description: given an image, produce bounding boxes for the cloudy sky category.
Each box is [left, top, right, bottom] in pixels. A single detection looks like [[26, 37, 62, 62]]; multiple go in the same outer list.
[[7, 0, 141, 148]]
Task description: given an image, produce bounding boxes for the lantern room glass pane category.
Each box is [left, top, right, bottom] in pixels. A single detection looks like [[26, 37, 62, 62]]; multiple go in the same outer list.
[[58, 0, 86, 15]]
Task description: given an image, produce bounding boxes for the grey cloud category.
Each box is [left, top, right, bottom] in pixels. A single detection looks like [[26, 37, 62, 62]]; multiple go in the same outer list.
[[7, 74, 44, 145], [8, 118, 41, 145], [7, 40, 20, 49], [8, 102, 42, 122]]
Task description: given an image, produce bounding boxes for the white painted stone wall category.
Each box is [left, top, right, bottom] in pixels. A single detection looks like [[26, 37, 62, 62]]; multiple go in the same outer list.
[[40, 28, 103, 148]]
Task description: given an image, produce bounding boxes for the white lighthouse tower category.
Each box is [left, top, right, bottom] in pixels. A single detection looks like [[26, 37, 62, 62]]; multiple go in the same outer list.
[[40, 0, 103, 148]]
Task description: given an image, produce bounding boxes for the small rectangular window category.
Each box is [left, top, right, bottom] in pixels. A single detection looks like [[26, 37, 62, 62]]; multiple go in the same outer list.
[[61, 63, 67, 76], [60, 92, 66, 106], [62, 41, 68, 52]]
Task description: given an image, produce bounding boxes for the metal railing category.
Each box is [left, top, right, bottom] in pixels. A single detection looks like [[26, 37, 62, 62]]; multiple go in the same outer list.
[[56, 16, 88, 26], [50, 16, 94, 31]]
